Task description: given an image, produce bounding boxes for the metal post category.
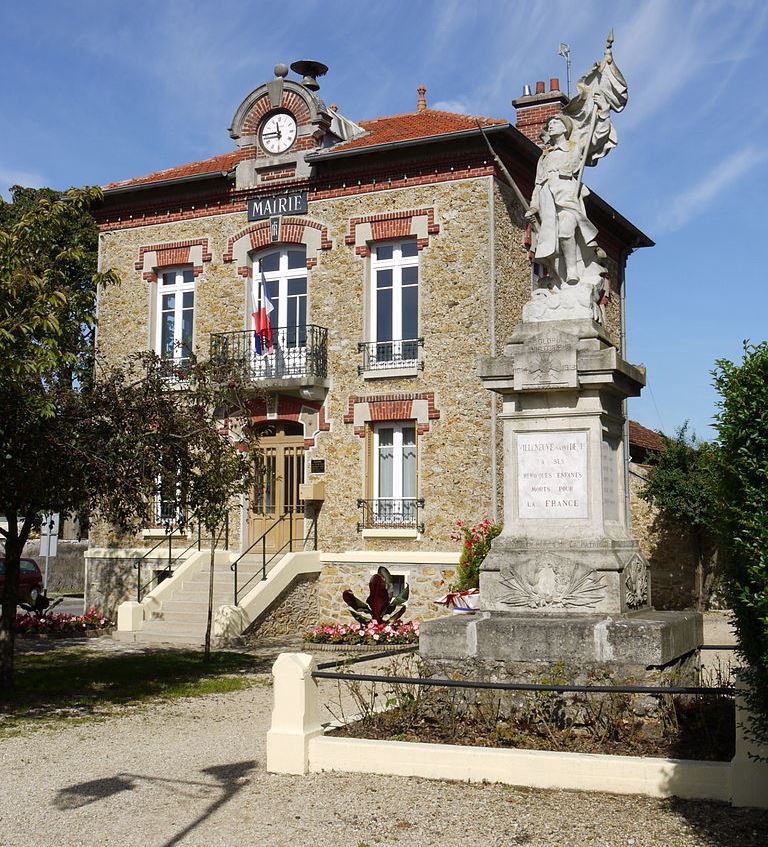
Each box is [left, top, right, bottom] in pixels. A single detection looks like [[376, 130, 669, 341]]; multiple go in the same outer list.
[[225, 511, 229, 550], [137, 560, 142, 603], [262, 533, 267, 581], [313, 513, 318, 551], [289, 507, 294, 552], [234, 559, 238, 606], [197, 522, 201, 552]]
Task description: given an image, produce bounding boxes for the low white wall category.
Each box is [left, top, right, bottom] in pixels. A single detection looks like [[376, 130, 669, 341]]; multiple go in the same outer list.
[[309, 737, 730, 802], [266, 651, 768, 808]]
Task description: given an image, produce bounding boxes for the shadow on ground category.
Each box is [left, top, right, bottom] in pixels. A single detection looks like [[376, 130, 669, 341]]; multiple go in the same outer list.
[[55, 760, 258, 847]]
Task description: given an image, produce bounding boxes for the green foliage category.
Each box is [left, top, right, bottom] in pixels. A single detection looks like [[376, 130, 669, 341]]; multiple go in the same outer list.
[[712, 342, 768, 751], [640, 423, 722, 609], [0, 186, 116, 410], [450, 519, 501, 591]]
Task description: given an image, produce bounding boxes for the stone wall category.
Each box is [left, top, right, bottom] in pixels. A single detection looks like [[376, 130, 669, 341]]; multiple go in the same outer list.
[[1, 539, 87, 594], [243, 572, 319, 640], [629, 464, 706, 610], [316, 556, 458, 624], [84, 550, 171, 619]]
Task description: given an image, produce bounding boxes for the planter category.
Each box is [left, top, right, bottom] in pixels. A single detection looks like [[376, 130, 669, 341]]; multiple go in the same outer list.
[[303, 641, 417, 653], [17, 628, 114, 640]]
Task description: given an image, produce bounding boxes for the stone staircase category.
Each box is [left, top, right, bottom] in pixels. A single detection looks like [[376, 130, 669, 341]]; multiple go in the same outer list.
[[114, 551, 271, 646]]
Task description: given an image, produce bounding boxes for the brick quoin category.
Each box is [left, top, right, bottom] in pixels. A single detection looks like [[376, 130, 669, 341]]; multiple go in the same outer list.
[[246, 395, 329, 448], [343, 392, 441, 436], [134, 238, 212, 270], [223, 218, 332, 263], [345, 208, 441, 256]]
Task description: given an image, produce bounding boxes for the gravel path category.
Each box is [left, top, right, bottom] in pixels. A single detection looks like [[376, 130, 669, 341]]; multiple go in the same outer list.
[[2, 639, 767, 847]]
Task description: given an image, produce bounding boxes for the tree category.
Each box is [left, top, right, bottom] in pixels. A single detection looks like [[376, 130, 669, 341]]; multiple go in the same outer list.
[[0, 186, 110, 406], [712, 342, 768, 751], [639, 423, 721, 610], [0, 187, 261, 688]]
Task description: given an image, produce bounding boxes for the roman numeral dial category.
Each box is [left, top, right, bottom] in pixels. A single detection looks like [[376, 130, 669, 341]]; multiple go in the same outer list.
[[260, 112, 298, 154]]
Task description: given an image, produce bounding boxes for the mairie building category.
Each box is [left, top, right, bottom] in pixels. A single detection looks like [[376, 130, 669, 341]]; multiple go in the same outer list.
[[90, 62, 661, 644]]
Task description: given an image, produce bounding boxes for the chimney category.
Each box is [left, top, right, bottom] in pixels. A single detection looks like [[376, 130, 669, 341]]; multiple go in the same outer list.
[[512, 77, 568, 145], [417, 85, 427, 112]]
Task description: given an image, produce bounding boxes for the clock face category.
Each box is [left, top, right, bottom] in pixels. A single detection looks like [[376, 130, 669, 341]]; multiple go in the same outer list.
[[260, 112, 298, 154]]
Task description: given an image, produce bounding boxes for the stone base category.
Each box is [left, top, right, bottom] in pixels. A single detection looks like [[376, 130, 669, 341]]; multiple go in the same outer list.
[[420, 610, 702, 669]]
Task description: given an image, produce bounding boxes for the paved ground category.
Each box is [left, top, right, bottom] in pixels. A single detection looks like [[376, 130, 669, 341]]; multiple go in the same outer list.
[[2, 623, 766, 847]]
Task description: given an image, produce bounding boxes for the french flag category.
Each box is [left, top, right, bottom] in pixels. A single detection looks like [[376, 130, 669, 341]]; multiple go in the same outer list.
[[252, 274, 274, 355]]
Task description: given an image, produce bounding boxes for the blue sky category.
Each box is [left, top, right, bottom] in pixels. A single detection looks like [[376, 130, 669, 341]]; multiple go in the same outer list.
[[2, 0, 766, 439]]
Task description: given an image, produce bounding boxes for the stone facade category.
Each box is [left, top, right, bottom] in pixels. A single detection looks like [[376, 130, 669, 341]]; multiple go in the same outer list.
[[91, 70, 654, 627], [244, 572, 319, 639]]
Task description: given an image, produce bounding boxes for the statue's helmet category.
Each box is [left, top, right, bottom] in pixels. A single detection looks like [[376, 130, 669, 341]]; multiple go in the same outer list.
[[545, 113, 574, 138]]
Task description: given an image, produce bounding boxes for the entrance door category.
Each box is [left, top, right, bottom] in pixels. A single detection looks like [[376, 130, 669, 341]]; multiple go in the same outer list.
[[248, 422, 305, 552]]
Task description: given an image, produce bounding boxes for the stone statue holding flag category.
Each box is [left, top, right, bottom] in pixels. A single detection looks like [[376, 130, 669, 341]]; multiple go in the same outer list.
[[523, 33, 628, 323]]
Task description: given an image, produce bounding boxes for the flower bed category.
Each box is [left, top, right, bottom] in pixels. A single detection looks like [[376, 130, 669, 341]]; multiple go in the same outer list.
[[305, 620, 419, 646], [15, 608, 113, 637]]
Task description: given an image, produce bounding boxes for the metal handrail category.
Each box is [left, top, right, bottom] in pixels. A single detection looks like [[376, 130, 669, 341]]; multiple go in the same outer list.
[[210, 325, 328, 381], [230, 511, 318, 605], [357, 337, 424, 374], [136, 532, 200, 602], [357, 498, 425, 533]]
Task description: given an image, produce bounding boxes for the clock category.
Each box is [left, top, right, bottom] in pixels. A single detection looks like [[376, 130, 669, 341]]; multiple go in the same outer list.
[[260, 112, 298, 154]]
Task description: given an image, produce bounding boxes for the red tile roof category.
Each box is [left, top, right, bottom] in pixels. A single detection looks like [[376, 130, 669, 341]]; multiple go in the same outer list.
[[103, 110, 507, 191], [103, 150, 246, 190], [322, 109, 508, 153], [628, 420, 667, 453]]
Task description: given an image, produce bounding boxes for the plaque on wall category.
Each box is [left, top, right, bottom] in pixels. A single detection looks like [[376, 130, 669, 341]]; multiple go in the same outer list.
[[517, 431, 589, 519], [310, 459, 326, 475]]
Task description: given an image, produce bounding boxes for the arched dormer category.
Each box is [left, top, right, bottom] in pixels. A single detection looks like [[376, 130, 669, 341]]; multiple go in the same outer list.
[[228, 68, 333, 189]]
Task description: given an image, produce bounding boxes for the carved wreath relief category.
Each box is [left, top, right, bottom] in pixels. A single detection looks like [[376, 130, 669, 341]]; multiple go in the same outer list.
[[500, 556, 605, 609], [624, 554, 648, 608]]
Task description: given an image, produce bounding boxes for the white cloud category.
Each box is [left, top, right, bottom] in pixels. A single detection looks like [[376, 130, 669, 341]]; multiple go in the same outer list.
[[656, 145, 763, 232], [432, 99, 470, 114], [0, 167, 46, 200]]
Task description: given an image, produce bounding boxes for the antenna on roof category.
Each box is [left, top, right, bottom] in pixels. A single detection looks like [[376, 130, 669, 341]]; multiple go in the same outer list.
[[557, 42, 571, 97]]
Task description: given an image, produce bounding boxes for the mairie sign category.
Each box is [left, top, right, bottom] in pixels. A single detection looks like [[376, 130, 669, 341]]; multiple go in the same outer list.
[[247, 191, 307, 221]]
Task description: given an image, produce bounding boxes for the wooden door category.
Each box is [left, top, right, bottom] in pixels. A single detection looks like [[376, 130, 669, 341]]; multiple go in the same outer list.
[[249, 422, 305, 553]]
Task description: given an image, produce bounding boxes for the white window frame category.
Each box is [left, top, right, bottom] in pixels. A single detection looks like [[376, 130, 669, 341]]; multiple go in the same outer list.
[[156, 267, 195, 363], [372, 422, 418, 525], [249, 247, 307, 340], [369, 240, 419, 368]]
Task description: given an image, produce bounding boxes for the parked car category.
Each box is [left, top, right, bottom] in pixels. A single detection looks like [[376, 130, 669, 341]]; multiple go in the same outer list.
[[0, 557, 45, 606]]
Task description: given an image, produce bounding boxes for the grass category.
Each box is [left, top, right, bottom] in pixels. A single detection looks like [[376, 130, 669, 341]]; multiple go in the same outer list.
[[0, 648, 267, 735]]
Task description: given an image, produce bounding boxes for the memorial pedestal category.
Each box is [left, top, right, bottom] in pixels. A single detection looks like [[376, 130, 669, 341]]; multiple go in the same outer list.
[[420, 319, 701, 676]]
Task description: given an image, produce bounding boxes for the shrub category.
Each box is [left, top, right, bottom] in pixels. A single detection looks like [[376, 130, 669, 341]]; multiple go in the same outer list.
[[451, 519, 501, 591], [712, 342, 768, 751], [15, 607, 112, 636]]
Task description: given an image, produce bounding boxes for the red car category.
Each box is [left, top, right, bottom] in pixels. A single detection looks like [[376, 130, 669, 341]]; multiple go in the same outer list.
[[0, 557, 45, 606]]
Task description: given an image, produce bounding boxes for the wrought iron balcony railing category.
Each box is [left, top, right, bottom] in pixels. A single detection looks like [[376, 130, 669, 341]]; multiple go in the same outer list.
[[358, 338, 424, 374], [357, 498, 425, 533], [210, 325, 328, 382]]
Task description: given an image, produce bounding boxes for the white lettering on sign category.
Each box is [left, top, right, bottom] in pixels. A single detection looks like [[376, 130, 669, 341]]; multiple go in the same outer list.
[[517, 431, 589, 519], [248, 191, 308, 221]]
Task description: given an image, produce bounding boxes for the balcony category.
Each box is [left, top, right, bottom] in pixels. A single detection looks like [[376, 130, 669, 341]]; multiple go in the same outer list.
[[357, 498, 425, 534], [358, 338, 424, 378], [210, 325, 328, 396]]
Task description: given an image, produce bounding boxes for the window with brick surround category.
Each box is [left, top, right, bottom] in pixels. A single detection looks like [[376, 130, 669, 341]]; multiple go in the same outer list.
[[366, 422, 418, 526], [366, 240, 420, 370], [156, 268, 195, 368]]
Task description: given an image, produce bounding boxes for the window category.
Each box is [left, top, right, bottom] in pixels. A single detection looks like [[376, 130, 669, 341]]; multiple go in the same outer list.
[[156, 268, 195, 368], [369, 422, 419, 526], [252, 247, 307, 347], [367, 241, 420, 369]]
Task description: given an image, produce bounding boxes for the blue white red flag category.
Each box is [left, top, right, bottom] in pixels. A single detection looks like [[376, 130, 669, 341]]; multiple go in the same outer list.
[[252, 273, 275, 354]]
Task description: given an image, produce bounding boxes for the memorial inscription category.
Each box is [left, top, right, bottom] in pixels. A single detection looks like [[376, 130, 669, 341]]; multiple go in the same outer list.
[[517, 431, 589, 519]]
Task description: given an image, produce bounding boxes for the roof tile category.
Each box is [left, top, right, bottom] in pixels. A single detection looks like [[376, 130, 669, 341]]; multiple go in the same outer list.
[[104, 110, 507, 190]]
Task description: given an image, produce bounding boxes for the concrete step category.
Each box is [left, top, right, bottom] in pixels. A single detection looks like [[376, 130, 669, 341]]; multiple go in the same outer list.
[[150, 610, 212, 625], [142, 621, 207, 638], [114, 630, 205, 647]]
